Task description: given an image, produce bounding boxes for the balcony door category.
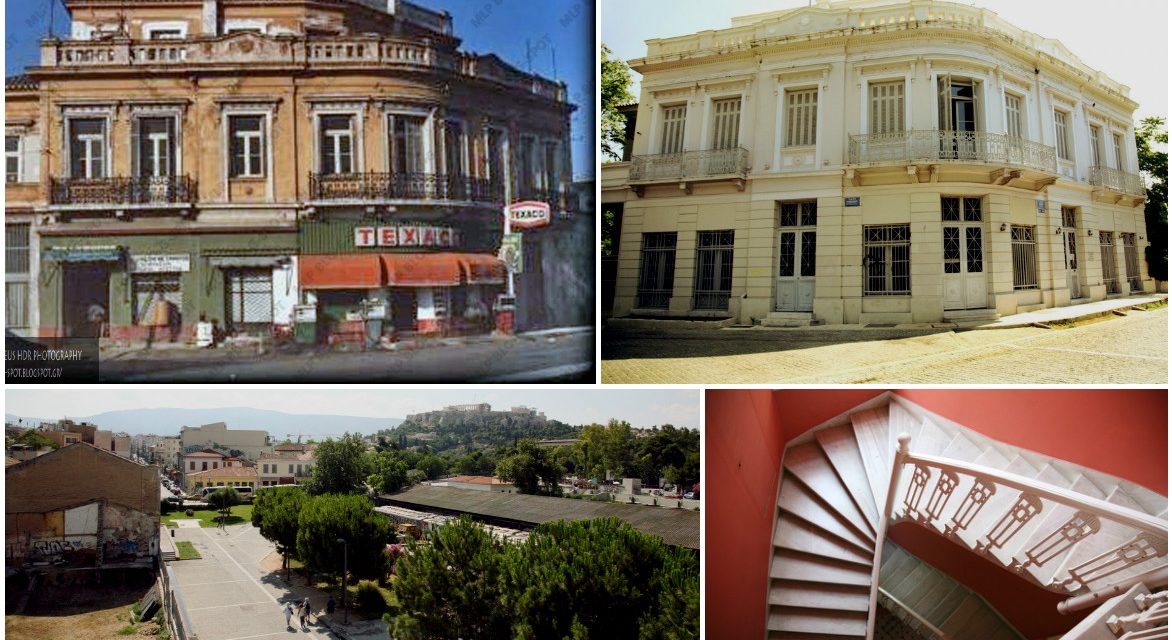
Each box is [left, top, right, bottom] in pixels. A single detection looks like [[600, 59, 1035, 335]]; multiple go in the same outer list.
[[938, 75, 979, 159], [775, 201, 816, 312], [941, 197, 987, 310], [134, 116, 176, 202]]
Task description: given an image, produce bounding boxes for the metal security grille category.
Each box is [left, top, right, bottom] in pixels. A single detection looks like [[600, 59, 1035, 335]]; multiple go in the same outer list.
[[1122, 233, 1141, 291], [693, 230, 734, 310], [966, 227, 983, 273], [660, 105, 686, 154], [636, 232, 677, 309], [1100, 232, 1119, 294], [227, 269, 274, 325], [870, 81, 904, 134], [1011, 225, 1039, 290], [6, 223, 29, 273], [1062, 206, 1077, 229], [786, 89, 817, 147], [132, 273, 182, 323], [779, 201, 817, 227], [6, 282, 28, 328], [863, 224, 910, 296], [1054, 110, 1070, 160], [941, 197, 981, 222], [1004, 93, 1023, 139], [800, 232, 816, 277], [943, 227, 961, 274], [711, 98, 741, 150], [778, 232, 795, 277]]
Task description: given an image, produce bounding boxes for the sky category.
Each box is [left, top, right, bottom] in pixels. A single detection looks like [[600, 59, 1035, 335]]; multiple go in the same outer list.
[[601, 0, 1169, 122], [4, 388, 703, 431], [4, 0, 596, 179]]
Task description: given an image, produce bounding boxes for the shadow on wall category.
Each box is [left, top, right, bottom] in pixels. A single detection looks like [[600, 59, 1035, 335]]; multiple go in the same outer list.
[[516, 214, 595, 331]]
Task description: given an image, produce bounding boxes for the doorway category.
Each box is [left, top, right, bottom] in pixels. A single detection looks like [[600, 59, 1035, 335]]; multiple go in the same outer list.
[[942, 197, 988, 310], [775, 201, 816, 312], [1062, 207, 1082, 299], [62, 265, 111, 338]]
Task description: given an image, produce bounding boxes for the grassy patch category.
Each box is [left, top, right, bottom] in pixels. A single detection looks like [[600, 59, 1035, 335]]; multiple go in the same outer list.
[[116, 625, 136, 636], [175, 541, 201, 560], [161, 504, 253, 528]]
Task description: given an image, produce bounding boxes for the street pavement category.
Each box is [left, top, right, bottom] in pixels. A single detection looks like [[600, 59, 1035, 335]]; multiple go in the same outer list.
[[168, 522, 390, 640], [99, 329, 594, 382], [601, 306, 1168, 384]]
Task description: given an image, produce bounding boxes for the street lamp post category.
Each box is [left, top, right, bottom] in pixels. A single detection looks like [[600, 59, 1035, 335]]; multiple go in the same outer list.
[[336, 537, 348, 624]]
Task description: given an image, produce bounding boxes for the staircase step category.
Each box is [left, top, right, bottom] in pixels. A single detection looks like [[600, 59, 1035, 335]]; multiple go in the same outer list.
[[889, 563, 934, 600], [774, 516, 874, 567], [1055, 486, 1164, 591], [769, 581, 871, 612], [778, 478, 875, 555], [920, 582, 970, 629], [770, 549, 873, 587], [911, 418, 955, 457], [850, 407, 892, 515], [785, 442, 876, 540], [768, 632, 866, 640], [1021, 473, 1110, 586], [815, 425, 882, 529], [768, 606, 868, 636], [939, 594, 987, 638]]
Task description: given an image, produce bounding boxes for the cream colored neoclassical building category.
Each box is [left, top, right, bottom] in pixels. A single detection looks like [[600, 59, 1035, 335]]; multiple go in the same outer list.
[[602, 0, 1153, 326]]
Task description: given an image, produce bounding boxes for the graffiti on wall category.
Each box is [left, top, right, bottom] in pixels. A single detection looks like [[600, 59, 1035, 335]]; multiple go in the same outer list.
[[8, 501, 157, 567]]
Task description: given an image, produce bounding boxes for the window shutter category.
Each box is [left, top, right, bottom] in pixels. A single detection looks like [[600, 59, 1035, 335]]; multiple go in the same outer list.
[[131, 119, 142, 177], [711, 98, 741, 150], [871, 82, 904, 135], [22, 133, 40, 182]]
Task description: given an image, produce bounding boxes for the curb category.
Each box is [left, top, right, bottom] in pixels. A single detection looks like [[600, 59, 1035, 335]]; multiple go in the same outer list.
[[971, 299, 1168, 330]]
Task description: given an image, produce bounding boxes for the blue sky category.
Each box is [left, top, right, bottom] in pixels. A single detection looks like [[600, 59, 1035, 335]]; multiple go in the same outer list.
[[5, 388, 703, 431], [5, 0, 596, 179]]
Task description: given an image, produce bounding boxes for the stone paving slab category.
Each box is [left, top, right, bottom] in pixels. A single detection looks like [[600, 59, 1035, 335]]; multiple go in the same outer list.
[[976, 294, 1167, 329]]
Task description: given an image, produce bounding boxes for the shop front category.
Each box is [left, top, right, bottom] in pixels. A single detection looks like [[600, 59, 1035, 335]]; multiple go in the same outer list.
[[37, 230, 297, 341]]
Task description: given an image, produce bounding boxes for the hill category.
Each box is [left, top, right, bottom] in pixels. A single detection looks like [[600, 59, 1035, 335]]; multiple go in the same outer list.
[[4, 407, 402, 438], [379, 411, 580, 453]]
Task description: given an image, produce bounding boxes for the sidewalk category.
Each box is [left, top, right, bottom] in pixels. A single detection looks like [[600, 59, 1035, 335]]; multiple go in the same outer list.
[[972, 294, 1167, 329]]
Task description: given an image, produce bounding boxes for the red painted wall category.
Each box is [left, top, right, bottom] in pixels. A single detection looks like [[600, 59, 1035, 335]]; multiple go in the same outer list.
[[705, 389, 1168, 640]]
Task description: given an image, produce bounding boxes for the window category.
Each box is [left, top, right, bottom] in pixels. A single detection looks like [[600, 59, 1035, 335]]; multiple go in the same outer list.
[[6, 223, 29, 274], [6, 135, 20, 183], [544, 141, 560, 193], [229, 115, 264, 178], [863, 224, 910, 296], [135, 117, 175, 177], [6, 223, 30, 329], [6, 282, 28, 329], [319, 114, 354, 175], [69, 118, 107, 179], [1122, 233, 1141, 291], [226, 269, 273, 327], [132, 273, 182, 324], [636, 232, 677, 309], [785, 89, 817, 147], [1011, 225, 1038, 290], [660, 105, 686, 154], [391, 115, 426, 174], [941, 197, 982, 223], [202, 461, 208, 471], [1089, 125, 1103, 167], [711, 98, 741, 150], [1061, 206, 1077, 229], [870, 81, 904, 134], [693, 230, 734, 310], [1053, 110, 1070, 160], [1004, 94, 1023, 138], [443, 120, 464, 177], [941, 198, 982, 275], [148, 29, 183, 40], [938, 76, 978, 133], [1100, 232, 1119, 295], [779, 201, 817, 279], [189, 461, 195, 471], [1113, 133, 1125, 171]]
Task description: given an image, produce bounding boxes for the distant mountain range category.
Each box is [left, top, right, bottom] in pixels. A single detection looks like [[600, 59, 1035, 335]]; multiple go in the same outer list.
[[4, 407, 403, 438]]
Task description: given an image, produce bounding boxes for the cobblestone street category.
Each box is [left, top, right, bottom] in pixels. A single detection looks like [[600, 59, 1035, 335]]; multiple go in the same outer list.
[[601, 307, 1167, 384]]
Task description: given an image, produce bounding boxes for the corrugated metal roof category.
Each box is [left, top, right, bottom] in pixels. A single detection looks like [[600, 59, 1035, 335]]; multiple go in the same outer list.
[[382, 485, 700, 549]]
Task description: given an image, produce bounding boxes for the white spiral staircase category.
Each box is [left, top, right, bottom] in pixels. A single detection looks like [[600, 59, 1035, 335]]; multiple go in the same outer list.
[[767, 394, 1168, 640]]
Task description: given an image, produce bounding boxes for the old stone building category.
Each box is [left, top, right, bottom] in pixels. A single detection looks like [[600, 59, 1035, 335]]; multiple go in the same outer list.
[[6, 443, 160, 570], [5, 0, 574, 342], [603, 0, 1153, 326]]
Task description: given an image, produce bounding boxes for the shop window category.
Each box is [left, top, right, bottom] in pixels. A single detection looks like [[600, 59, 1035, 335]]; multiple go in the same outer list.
[[863, 224, 910, 296], [784, 89, 816, 147], [636, 232, 677, 309], [131, 273, 182, 324], [226, 269, 274, 327], [1011, 225, 1038, 290], [693, 230, 734, 311], [229, 115, 265, 178], [319, 114, 354, 175], [68, 118, 107, 179], [711, 97, 742, 150]]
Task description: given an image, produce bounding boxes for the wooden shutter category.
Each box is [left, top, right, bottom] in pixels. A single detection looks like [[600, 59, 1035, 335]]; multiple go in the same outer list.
[[1005, 94, 1022, 138], [786, 89, 817, 147], [711, 98, 741, 150], [22, 133, 39, 182], [660, 105, 686, 154], [870, 81, 904, 134]]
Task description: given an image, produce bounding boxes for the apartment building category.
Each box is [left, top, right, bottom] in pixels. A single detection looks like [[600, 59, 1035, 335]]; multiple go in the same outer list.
[[5, 0, 573, 341], [179, 421, 271, 460], [602, 0, 1152, 326], [257, 444, 317, 486]]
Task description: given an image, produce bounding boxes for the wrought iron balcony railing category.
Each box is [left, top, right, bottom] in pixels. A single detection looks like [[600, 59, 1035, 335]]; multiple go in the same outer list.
[[1089, 165, 1146, 197], [309, 172, 500, 203], [629, 147, 750, 182], [848, 130, 1057, 174], [50, 175, 196, 205], [513, 186, 569, 212]]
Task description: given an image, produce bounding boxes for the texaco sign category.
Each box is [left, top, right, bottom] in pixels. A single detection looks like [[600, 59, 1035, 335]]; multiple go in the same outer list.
[[506, 200, 551, 230]]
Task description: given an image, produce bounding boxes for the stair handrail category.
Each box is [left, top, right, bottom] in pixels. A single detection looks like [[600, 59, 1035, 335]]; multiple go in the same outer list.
[[900, 451, 1167, 537], [867, 433, 914, 639], [877, 586, 951, 639]]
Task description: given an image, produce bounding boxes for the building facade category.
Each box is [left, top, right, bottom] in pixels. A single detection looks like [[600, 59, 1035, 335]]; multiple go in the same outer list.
[[603, 0, 1153, 326], [5, 0, 573, 342], [257, 443, 316, 486], [179, 421, 271, 460]]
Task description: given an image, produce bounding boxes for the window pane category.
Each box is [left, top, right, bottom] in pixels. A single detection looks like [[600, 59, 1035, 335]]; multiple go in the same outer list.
[[943, 227, 961, 273], [6, 223, 30, 273], [779, 202, 798, 227], [5, 136, 18, 153], [966, 227, 983, 273], [941, 197, 960, 222], [963, 197, 981, 222], [800, 232, 816, 277], [778, 232, 795, 277]]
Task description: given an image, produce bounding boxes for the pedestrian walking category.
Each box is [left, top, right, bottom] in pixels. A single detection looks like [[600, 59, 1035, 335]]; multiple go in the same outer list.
[[283, 602, 294, 628], [300, 597, 312, 628], [326, 595, 336, 615]]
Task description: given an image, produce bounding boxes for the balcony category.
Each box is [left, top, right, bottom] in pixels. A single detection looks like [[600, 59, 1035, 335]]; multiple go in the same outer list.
[[49, 175, 196, 207], [309, 172, 500, 204], [847, 130, 1058, 191], [513, 186, 569, 213], [628, 147, 750, 196], [1089, 165, 1147, 203]]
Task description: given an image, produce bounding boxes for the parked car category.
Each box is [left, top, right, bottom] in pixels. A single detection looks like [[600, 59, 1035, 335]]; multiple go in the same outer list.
[[164, 496, 182, 505], [684, 491, 698, 500]]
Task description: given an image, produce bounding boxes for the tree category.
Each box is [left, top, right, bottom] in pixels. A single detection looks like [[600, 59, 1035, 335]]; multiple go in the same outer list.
[[496, 439, 562, 496], [296, 494, 396, 582], [1136, 117, 1168, 281], [14, 430, 59, 450], [387, 516, 513, 639], [601, 44, 635, 161], [414, 454, 448, 480], [504, 517, 700, 640], [306, 433, 370, 495], [251, 487, 306, 578], [367, 450, 409, 494], [405, 469, 427, 486], [207, 487, 239, 528]]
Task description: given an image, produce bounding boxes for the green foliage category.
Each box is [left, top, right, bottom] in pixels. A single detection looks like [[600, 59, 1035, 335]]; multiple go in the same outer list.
[[452, 450, 497, 476], [160, 499, 172, 515], [414, 454, 448, 480], [14, 430, 59, 450], [601, 44, 635, 161], [602, 206, 620, 258], [1136, 117, 1168, 281], [405, 469, 427, 486], [295, 494, 396, 581], [252, 487, 307, 570], [387, 516, 512, 639], [378, 413, 579, 455], [353, 581, 390, 618], [207, 488, 240, 524], [496, 439, 563, 496], [367, 451, 410, 494], [116, 625, 136, 636], [307, 433, 371, 495]]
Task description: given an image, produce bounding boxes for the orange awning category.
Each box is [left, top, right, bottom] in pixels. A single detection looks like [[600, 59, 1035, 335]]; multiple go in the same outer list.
[[299, 254, 383, 289], [458, 253, 506, 285], [382, 253, 462, 287]]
